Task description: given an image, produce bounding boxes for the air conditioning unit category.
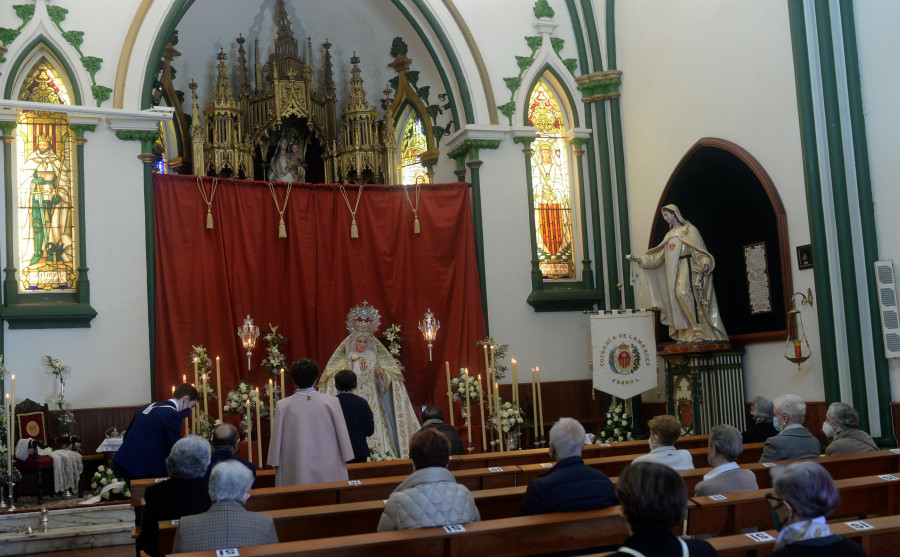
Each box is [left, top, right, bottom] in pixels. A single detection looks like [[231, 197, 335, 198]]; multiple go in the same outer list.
[[874, 260, 900, 358]]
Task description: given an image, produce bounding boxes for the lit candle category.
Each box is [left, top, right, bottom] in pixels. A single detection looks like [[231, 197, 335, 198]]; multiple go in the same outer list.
[[171, 385, 175, 395], [5, 393, 11, 479], [254, 388, 263, 465], [464, 368, 472, 447], [445, 362, 454, 426], [246, 399, 253, 466], [536, 367, 544, 438], [268, 379, 275, 423], [531, 368, 538, 440], [477, 375, 486, 452], [202, 373, 208, 417], [11, 375, 15, 446], [193, 357, 199, 394], [280, 368, 285, 400], [494, 382, 503, 452], [216, 356, 223, 420], [182, 374, 187, 384], [511, 359, 518, 407]]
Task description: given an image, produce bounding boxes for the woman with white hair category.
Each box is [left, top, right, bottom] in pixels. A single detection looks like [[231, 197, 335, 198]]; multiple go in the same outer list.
[[766, 461, 866, 555], [759, 394, 820, 462], [823, 402, 878, 456], [174, 460, 278, 552], [138, 436, 212, 557]]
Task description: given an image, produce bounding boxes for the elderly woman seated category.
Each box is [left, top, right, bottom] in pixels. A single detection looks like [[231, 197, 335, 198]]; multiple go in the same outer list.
[[823, 402, 878, 456], [632, 415, 694, 470], [377, 429, 480, 531], [767, 461, 867, 556], [608, 462, 716, 556], [174, 460, 278, 552], [743, 395, 779, 444], [138, 436, 212, 557], [695, 424, 758, 496]]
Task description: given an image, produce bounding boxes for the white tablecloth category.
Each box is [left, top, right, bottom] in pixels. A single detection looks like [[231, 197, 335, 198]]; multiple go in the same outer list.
[[95, 437, 123, 453]]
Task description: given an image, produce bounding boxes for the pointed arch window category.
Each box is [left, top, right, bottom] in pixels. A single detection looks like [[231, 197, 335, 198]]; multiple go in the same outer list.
[[400, 115, 427, 184], [15, 59, 77, 292], [528, 81, 574, 280]]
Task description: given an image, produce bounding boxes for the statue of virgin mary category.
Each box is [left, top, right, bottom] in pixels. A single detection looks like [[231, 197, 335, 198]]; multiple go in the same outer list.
[[321, 302, 420, 459]]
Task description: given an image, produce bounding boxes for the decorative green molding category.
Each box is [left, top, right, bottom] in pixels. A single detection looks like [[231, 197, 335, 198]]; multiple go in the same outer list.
[[550, 38, 565, 56], [91, 85, 112, 106], [512, 136, 534, 148], [575, 70, 623, 102], [515, 55, 534, 73], [81, 55, 101, 80], [0, 121, 15, 135], [386, 37, 443, 139], [525, 36, 542, 55], [534, 0, 555, 19], [447, 139, 500, 161], [62, 30, 83, 50], [570, 137, 587, 150], [390, 36, 408, 57], [69, 123, 96, 138], [116, 129, 160, 154], [46, 5, 67, 26], [498, 101, 516, 125], [0, 4, 35, 60], [503, 77, 522, 95]]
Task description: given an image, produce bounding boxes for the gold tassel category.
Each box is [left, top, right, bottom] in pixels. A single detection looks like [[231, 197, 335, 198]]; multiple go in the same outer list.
[[206, 212, 214, 229], [278, 219, 287, 238], [414, 217, 420, 234], [351, 221, 359, 239]]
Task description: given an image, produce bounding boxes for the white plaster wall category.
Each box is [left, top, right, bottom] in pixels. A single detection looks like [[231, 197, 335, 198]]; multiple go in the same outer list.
[[615, 0, 825, 402], [854, 2, 900, 402]]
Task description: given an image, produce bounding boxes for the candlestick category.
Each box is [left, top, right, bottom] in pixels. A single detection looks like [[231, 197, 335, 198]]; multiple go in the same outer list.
[[193, 358, 199, 394], [536, 367, 544, 440], [280, 368, 285, 400], [464, 368, 472, 447], [5, 393, 10, 485], [483, 346, 492, 418], [246, 400, 253, 466], [494, 382, 503, 452], [216, 356, 223, 420], [268, 380, 275, 423], [254, 388, 263, 465], [10, 376, 14, 446], [445, 362, 454, 426], [511, 359, 518, 407], [531, 368, 538, 442], [477, 375, 486, 452]]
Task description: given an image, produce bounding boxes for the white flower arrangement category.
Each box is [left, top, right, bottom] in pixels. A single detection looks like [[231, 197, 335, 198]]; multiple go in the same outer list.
[[381, 324, 404, 358], [90, 465, 130, 501], [261, 324, 288, 377], [367, 447, 396, 462], [491, 401, 526, 433], [223, 381, 271, 420], [188, 345, 218, 402], [449, 370, 483, 403], [475, 336, 509, 381], [46, 355, 75, 435], [599, 402, 634, 443]]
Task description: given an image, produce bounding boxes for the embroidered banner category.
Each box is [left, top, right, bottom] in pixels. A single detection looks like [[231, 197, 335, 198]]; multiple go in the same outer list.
[[590, 310, 657, 399]]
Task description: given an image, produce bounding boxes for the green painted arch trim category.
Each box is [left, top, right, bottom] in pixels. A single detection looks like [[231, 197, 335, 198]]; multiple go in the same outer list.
[[41, 5, 111, 106], [4, 36, 84, 105], [0, 4, 35, 58], [579, 0, 603, 73], [512, 136, 534, 148], [69, 123, 96, 137], [534, 0, 555, 19], [115, 129, 160, 154], [0, 121, 15, 135]]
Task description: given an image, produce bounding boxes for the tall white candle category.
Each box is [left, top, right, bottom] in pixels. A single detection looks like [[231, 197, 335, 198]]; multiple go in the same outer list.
[[5, 393, 11, 479], [464, 368, 471, 447], [246, 400, 253, 466], [536, 367, 544, 438], [254, 388, 263, 465], [216, 357, 223, 421], [280, 368, 285, 400], [445, 362, 454, 426], [478, 375, 486, 452], [511, 359, 518, 407]]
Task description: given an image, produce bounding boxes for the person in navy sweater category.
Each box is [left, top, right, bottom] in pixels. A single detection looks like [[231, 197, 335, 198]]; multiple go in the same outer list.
[[334, 369, 375, 463], [518, 417, 618, 515], [113, 383, 198, 481], [205, 423, 257, 488]]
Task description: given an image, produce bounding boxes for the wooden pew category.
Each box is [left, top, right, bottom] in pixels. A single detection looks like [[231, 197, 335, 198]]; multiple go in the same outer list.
[[159, 484, 531, 556], [708, 514, 900, 557], [168, 506, 649, 557], [687, 473, 900, 536]]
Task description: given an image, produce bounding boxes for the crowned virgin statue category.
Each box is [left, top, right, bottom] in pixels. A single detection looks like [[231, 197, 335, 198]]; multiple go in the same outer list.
[[321, 302, 420, 458]]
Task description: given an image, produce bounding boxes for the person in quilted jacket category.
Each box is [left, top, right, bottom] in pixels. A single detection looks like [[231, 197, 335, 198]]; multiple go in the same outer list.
[[377, 429, 480, 530]]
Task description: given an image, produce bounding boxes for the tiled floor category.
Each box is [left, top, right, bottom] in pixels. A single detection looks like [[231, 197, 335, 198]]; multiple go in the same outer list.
[[22, 544, 134, 557]]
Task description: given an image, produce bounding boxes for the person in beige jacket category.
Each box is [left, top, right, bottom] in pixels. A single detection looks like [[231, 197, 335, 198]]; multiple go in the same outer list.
[[695, 424, 759, 496], [823, 402, 878, 456]]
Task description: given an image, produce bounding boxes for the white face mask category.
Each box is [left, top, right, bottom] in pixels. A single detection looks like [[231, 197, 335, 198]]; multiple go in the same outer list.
[[822, 422, 835, 437]]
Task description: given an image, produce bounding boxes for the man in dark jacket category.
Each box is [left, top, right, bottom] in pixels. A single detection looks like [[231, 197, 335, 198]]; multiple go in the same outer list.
[[518, 417, 617, 515], [418, 405, 464, 455], [204, 423, 257, 488], [335, 369, 375, 463]]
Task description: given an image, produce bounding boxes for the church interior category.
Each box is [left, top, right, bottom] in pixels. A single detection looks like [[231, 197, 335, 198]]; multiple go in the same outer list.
[[1, 0, 900, 554]]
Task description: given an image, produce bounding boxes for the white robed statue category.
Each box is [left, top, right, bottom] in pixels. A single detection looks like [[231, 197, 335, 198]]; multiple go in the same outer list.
[[321, 302, 420, 458], [628, 204, 728, 344]]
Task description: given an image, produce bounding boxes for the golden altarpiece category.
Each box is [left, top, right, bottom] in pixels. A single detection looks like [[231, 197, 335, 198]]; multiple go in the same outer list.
[[188, 0, 439, 184]]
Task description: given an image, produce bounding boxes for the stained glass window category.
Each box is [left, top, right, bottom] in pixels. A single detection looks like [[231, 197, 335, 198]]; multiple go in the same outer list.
[[400, 116, 427, 185], [15, 59, 77, 292], [528, 81, 575, 280]]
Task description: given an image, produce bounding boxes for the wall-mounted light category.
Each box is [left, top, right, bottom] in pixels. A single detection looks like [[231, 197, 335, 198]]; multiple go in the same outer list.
[[784, 288, 814, 368]]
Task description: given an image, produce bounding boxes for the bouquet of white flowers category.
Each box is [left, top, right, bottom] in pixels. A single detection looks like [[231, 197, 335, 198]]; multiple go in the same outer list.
[[367, 447, 396, 462], [491, 400, 526, 433], [188, 345, 217, 402], [261, 324, 288, 377], [223, 381, 271, 420], [449, 370, 482, 403], [598, 402, 634, 443], [90, 465, 130, 501], [381, 324, 404, 360]]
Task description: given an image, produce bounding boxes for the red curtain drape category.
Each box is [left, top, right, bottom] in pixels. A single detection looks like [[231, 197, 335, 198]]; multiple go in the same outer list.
[[153, 175, 487, 422]]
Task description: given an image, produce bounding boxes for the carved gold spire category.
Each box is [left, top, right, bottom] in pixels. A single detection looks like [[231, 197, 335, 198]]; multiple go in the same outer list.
[[213, 50, 236, 106]]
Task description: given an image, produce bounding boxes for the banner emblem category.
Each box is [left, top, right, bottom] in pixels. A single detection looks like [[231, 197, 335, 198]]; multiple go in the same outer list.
[[610, 343, 641, 375], [591, 310, 657, 399]]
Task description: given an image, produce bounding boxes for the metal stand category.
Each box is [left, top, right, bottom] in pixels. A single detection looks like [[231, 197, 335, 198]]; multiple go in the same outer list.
[[466, 444, 475, 454], [8, 481, 17, 511], [0, 485, 6, 510]]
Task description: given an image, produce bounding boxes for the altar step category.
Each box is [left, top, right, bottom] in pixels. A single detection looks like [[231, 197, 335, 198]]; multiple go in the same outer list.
[[0, 503, 133, 556]]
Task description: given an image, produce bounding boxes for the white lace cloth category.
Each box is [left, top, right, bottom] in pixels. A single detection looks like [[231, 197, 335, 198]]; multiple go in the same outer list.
[[14, 440, 83, 493]]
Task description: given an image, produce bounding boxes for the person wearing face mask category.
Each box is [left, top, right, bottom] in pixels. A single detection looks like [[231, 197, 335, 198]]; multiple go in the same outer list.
[[632, 415, 694, 470], [823, 402, 878, 456], [694, 424, 758, 497], [766, 461, 867, 556], [742, 395, 779, 444], [759, 394, 820, 462]]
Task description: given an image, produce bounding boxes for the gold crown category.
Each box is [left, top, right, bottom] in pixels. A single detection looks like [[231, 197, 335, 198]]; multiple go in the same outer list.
[[35, 134, 52, 143]]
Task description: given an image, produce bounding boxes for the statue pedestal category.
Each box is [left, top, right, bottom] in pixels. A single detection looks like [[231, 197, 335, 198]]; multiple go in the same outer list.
[[663, 346, 745, 436]]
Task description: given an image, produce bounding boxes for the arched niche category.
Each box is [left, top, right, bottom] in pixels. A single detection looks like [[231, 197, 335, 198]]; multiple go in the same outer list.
[[649, 138, 792, 344]]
